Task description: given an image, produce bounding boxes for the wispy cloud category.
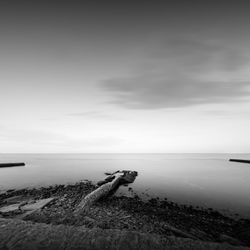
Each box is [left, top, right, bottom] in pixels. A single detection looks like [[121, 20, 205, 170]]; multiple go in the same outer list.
[[68, 111, 123, 120], [102, 37, 250, 109]]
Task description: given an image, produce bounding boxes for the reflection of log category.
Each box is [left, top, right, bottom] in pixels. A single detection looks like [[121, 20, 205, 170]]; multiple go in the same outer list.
[[0, 218, 244, 250], [229, 159, 250, 164], [74, 171, 137, 215], [0, 163, 25, 168]]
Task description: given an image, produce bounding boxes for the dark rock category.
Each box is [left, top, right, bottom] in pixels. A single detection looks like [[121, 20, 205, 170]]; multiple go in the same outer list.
[[234, 222, 250, 246], [219, 234, 244, 246]]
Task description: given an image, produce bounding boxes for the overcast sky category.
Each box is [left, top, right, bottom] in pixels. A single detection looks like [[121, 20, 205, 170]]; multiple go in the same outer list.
[[1, 1, 250, 153]]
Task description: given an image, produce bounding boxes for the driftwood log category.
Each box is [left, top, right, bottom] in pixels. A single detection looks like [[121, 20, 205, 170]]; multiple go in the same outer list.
[[0, 218, 247, 250], [74, 171, 137, 215]]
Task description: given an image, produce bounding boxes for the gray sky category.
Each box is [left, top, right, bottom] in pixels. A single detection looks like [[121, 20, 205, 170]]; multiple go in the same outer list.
[[1, 1, 250, 153]]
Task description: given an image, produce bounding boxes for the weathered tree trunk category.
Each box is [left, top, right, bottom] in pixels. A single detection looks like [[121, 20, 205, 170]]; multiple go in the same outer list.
[[74, 173, 123, 215], [74, 171, 137, 216], [0, 218, 246, 250]]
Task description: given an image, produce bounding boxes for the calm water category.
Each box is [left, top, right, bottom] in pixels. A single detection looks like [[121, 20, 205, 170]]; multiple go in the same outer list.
[[0, 153, 250, 218]]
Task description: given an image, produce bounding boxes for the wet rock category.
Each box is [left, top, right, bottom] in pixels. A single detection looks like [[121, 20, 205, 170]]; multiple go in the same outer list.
[[22, 198, 55, 211]]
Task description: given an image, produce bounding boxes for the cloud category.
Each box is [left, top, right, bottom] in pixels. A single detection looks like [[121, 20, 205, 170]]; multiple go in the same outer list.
[[202, 109, 250, 118], [68, 111, 122, 120], [101, 37, 250, 109], [149, 38, 248, 71], [103, 76, 250, 109]]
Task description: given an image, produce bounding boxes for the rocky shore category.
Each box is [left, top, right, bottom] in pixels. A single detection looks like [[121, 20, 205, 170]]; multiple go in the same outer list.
[[0, 181, 249, 248]]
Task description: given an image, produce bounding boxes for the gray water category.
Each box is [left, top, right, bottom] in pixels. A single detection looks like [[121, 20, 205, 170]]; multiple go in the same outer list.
[[0, 153, 250, 218]]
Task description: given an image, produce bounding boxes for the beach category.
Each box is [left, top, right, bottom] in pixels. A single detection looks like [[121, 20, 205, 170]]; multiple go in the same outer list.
[[0, 180, 250, 248]]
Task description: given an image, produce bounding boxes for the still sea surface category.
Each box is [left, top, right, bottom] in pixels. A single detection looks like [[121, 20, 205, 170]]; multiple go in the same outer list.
[[0, 153, 250, 218]]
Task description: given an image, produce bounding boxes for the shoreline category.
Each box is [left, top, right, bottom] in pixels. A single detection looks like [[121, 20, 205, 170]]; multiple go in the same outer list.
[[0, 180, 249, 247], [1, 181, 249, 220]]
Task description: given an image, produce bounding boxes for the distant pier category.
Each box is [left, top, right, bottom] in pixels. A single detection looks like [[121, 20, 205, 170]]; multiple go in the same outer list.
[[0, 163, 25, 168], [229, 159, 250, 164]]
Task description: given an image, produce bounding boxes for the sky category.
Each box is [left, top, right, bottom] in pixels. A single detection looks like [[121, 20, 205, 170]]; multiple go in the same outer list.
[[0, 0, 250, 153]]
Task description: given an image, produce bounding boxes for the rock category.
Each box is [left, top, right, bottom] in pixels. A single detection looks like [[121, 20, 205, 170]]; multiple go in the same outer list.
[[84, 216, 96, 225], [3, 195, 24, 204], [219, 234, 244, 246], [6, 189, 15, 193], [160, 222, 198, 240], [235, 225, 250, 245], [0, 197, 55, 218], [0, 218, 249, 250], [19, 198, 55, 219], [22, 198, 55, 211], [190, 228, 211, 241], [0, 204, 20, 213]]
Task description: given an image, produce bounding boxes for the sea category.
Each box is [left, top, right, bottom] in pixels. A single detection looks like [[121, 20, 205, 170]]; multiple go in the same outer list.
[[0, 153, 250, 218]]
